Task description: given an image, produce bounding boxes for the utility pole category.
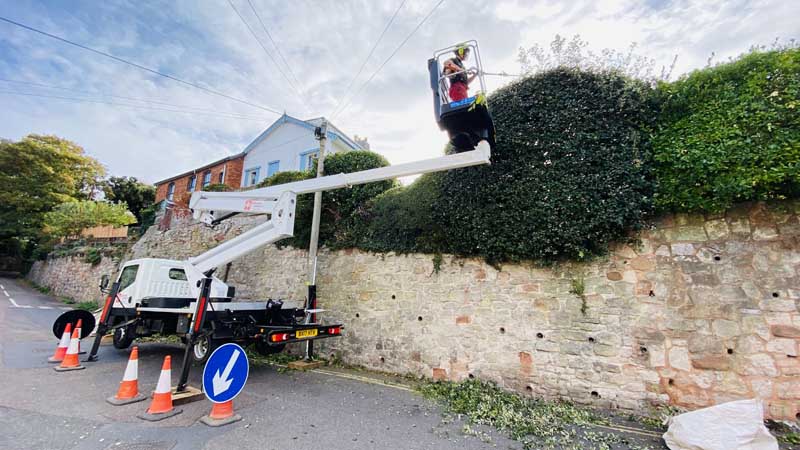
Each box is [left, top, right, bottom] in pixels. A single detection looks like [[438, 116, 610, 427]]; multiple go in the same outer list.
[[305, 119, 327, 360]]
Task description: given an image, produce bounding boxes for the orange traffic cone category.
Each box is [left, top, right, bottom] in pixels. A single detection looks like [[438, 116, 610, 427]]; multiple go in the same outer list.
[[54, 326, 85, 372], [200, 400, 242, 427], [74, 319, 84, 354], [138, 355, 182, 421], [48, 323, 72, 363], [107, 346, 146, 405]]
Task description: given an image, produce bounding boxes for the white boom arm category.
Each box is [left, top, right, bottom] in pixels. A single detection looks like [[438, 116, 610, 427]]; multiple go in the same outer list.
[[182, 141, 491, 298]]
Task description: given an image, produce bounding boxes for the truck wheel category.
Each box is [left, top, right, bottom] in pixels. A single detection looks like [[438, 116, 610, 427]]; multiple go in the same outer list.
[[113, 325, 135, 349], [255, 341, 285, 356], [191, 334, 216, 364]]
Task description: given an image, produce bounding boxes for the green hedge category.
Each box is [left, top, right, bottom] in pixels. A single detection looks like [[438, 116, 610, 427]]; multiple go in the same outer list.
[[429, 68, 657, 262], [653, 48, 800, 212]]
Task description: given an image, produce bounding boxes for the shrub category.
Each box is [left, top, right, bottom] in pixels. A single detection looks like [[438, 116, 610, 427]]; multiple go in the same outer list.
[[356, 173, 444, 254], [256, 170, 312, 188], [653, 48, 800, 212], [430, 68, 657, 263], [201, 183, 232, 192]]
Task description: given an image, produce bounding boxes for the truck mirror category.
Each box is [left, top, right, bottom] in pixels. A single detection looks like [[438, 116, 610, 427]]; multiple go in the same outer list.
[[99, 274, 109, 290]]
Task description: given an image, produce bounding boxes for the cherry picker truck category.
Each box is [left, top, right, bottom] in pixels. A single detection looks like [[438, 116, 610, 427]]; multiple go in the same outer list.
[[74, 141, 491, 393]]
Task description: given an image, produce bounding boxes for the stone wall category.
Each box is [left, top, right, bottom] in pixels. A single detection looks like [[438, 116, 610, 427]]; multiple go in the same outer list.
[[28, 254, 118, 303], [28, 201, 800, 420]]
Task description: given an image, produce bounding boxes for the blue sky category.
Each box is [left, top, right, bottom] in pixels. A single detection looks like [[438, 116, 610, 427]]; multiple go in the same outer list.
[[1, 0, 798, 184]]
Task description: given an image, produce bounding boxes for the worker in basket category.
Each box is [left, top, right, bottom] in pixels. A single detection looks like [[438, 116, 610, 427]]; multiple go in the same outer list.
[[443, 43, 477, 102]]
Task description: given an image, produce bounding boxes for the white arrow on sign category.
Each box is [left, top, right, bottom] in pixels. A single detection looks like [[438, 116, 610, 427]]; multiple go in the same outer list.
[[211, 348, 241, 396]]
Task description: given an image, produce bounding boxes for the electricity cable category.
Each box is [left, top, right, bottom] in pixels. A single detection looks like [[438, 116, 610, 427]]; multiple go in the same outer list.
[[328, 0, 407, 117], [332, 0, 446, 119], [0, 15, 283, 115]]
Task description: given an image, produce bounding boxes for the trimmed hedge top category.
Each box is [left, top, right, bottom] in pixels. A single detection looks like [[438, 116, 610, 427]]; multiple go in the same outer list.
[[653, 48, 800, 212]]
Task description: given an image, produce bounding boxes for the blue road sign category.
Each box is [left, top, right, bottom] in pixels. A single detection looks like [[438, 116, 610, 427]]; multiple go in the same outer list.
[[202, 343, 249, 403]]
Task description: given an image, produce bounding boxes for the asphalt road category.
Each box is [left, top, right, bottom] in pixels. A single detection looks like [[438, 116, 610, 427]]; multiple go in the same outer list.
[[0, 277, 523, 450]]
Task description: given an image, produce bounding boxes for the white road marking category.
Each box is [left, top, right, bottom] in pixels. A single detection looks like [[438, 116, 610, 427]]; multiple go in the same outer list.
[[38, 306, 53, 310], [0, 284, 4, 289], [60, 307, 72, 311], [8, 298, 32, 308], [2, 290, 8, 297]]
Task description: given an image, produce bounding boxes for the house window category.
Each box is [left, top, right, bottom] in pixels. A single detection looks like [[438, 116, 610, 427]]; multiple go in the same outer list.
[[299, 150, 318, 171], [218, 170, 225, 184], [187, 175, 196, 192], [166, 182, 175, 201], [267, 161, 280, 177], [202, 171, 212, 187], [245, 167, 260, 186]]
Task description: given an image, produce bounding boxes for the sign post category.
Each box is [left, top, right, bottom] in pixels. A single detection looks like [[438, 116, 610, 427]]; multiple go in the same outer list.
[[201, 343, 248, 426]]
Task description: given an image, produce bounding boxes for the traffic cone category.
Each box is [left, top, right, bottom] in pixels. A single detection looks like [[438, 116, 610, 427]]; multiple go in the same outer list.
[[74, 319, 84, 354], [138, 355, 182, 421], [54, 326, 85, 372], [200, 400, 242, 427], [107, 346, 146, 405], [48, 323, 72, 363]]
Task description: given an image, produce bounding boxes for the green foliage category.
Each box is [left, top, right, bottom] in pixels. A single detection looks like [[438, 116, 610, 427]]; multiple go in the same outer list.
[[422, 379, 611, 448], [353, 173, 443, 253], [256, 170, 312, 188], [137, 202, 161, 231], [0, 135, 106, 260], [653, 48, 800, 212], [431, 68, 657, 263], [84, 247, 103, 266], [43, 200, 136, 238], [201, 183, 232, 192], [280, 152, 397, 249], [75, 300, 99, 311], [101, 176, 155, 223]]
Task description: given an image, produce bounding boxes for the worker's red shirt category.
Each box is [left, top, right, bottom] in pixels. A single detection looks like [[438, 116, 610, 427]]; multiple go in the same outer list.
[[449, 81, 469, 102]]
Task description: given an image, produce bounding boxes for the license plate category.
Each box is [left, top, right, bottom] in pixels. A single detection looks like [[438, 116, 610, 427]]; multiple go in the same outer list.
[[296, 329, 318, 339]]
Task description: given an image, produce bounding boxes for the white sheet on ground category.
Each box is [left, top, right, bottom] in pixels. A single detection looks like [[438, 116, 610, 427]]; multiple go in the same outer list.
[[663, 399, 778, 450]]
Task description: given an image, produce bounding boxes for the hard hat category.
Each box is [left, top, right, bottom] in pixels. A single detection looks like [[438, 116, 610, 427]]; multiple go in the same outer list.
[[455, 43, 470, 57]]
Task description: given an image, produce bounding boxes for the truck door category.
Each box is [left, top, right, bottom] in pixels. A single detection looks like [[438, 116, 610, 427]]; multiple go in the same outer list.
[[116, 264, 139, 307]]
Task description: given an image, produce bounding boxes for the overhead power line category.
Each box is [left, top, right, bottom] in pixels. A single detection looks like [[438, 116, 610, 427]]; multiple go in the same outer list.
[[328, 0, 407, 118], [226, 0, 308, 112], [0, 78, 270, 118], [332, 0, 445, 119], [245, 0, 308, 106], [0, 89, 273, 121], [0, 15, 283, 115]]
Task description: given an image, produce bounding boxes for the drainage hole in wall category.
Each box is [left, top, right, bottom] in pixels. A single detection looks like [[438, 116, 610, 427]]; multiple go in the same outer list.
[[380, 357, 385, 363], [648, 290, 655, 297], [788, 354, 797, 359], [772, 292, 779, 298], [727, 348, 734, 355], [588, 337, 595, 343], [468, 373, 475, 379], [391, 294, 396, 300], [796, 413, 800, 421], [640, 346, 648, 354], [417, 316, 423, 321], [355, 313, 360, 318], [590, 391, 600, 398], [668, 378, 674, 386], [536, 332, 544, 339], [499, 327, 506, 334], [525, 385, 533, 392], [713, 256, 721, 261]]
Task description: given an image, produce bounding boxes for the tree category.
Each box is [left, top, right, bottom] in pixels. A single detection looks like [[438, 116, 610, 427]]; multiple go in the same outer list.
[[43, 200, 136, 239], [102, 176, 156, 222], [0, 135, 106, 250]]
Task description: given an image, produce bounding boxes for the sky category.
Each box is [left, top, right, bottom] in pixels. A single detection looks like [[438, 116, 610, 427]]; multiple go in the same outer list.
[[0, 0, 797, 185]]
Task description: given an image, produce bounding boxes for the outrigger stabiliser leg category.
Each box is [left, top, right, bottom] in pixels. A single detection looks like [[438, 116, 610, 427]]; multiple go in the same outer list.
[[87, 281, 121, 362], [176, 274, 213, 392]]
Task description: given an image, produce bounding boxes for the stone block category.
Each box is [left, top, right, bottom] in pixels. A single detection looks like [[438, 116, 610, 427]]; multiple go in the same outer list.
[[688, 334, 725, 354], [727, 217, 751, 234], [593, 344, 619, 357], [759, 299, 798, 312], [630, 256, 655, 271], [691, 356, 731, 371], [741, 354, 778, 377], [766, 338, 797, 357], [655, 245, 671, 257], [775, 379, 800, 399], [753, 227, 779, 241], [704, 219, 729, 240], [771, 325, 800, 338], [775, 357, 800, 376], [712, 319, 741, 339], [455, 315, 471, 325], [669, 346, 691, 371], [432, 368, 447, 381], [671, 243, 696, 256]]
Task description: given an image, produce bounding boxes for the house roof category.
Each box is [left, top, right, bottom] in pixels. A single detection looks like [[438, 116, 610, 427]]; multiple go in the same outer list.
[[154, 152, 244, 186], [241, 113, 363, 155]]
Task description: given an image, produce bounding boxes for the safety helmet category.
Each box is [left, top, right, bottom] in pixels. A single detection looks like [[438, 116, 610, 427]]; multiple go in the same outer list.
[[454, 43, 470, 58]]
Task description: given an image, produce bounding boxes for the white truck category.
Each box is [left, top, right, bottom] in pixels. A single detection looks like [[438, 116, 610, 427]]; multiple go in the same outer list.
[[85, 140, 492, 391]]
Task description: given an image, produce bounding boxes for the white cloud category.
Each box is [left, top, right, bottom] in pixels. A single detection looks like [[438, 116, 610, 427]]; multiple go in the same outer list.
[[0, 0, 797, 185]]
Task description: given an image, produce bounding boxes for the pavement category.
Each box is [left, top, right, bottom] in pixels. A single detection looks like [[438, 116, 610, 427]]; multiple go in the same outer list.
[[0, 277, 531, 450]]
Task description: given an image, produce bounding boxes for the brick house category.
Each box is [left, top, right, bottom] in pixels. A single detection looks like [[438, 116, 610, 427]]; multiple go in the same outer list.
[[154, 153, 244, 207]]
